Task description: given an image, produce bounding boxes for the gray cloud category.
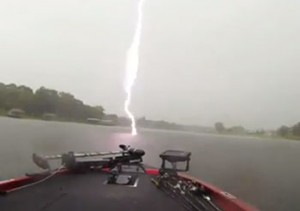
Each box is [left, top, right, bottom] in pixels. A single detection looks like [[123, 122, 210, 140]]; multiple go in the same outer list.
[[0, 0, 299, 129]]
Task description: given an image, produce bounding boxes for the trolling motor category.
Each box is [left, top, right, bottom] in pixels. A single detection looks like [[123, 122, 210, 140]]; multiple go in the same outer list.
[[32, 145, 145, 173]]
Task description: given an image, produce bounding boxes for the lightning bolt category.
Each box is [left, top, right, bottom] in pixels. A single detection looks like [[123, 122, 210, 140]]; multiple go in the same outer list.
[[124, 0, 145, 136]]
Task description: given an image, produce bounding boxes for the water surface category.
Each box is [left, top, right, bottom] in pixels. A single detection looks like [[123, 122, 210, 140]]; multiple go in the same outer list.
[[0, 117, 299, 211]]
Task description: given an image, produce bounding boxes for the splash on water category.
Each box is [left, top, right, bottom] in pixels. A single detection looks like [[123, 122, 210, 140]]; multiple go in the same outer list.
[[124, 0, 145, 136]]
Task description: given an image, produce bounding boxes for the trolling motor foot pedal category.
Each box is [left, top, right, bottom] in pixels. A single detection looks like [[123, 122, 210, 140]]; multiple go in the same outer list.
[[159, 150, 191, 174], [107, 174, 132, 185], [105, 167, 139, 187], [106, 173, 139, 187]]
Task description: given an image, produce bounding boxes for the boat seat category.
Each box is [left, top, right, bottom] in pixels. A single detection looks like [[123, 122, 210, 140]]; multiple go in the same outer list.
[[159, 150, 191, 172]]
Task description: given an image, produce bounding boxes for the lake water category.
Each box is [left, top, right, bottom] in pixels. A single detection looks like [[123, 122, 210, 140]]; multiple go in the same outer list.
[[0, 117, 299, 211]]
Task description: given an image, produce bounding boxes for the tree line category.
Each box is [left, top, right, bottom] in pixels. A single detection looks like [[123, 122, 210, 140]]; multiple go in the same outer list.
[[215, 121, 300, 139], [277, 123, 300, 138], [0, 82, 104, 121], [214, 122, 247, 134]]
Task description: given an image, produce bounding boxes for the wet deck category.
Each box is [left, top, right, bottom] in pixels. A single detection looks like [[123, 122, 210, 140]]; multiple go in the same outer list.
[[0, 172, 184, 211]]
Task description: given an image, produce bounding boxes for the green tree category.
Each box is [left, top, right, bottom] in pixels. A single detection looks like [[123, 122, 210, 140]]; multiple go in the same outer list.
[[17, 85, 34, 112], [215, 122, 225, 133], [3, 83, 18, 110], [277, 126, 290, 137], [227, 126, 246, 134], [0, 83, 6, 108], [291, 122, 300, 137], [30, 87, 59, 115], [0, 82, 105, 121]]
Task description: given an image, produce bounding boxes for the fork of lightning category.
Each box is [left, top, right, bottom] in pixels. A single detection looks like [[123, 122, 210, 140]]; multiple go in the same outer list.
[[124, 0, 145, 136]]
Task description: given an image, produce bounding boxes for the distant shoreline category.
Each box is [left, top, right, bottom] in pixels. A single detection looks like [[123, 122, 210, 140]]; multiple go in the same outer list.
[[1, 115, 299, 141], [1, 82, 299, 141]]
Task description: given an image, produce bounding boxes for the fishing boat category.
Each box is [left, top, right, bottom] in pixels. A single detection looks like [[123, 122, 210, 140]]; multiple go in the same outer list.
[[0, 145, 257, 211]]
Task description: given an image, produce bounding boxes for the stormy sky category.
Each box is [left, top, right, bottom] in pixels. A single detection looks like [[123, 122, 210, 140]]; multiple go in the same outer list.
[[0, 0, 299, 129]]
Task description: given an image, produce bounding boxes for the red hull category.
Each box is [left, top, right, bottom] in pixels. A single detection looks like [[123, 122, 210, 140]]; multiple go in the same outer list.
[[0, 168, 257, 211]]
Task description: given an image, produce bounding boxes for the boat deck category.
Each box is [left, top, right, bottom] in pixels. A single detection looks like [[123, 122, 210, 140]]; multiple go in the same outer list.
[[0, 172, 185, 211]]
